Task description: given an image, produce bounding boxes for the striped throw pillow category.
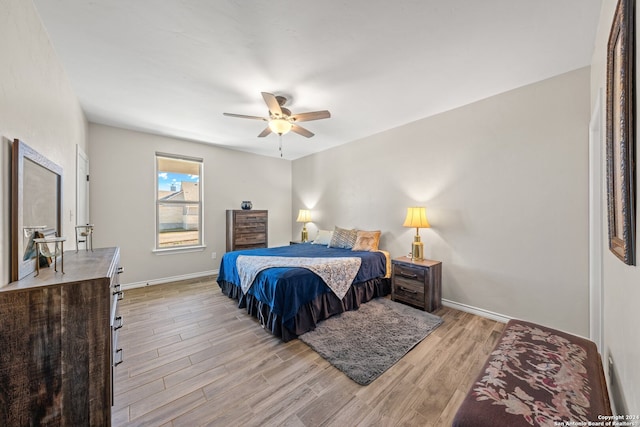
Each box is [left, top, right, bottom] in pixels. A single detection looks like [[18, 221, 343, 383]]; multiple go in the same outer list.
[[328, 226, 358, 249]]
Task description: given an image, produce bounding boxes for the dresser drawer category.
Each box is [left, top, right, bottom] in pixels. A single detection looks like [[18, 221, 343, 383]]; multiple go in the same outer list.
[[235, 212, 267, 223], [109, 263, 124, 406], [234, 222, 267, 234], [235, 233, 267, 245], [112, 313, 123, 365], [110, 268, 124, 328]]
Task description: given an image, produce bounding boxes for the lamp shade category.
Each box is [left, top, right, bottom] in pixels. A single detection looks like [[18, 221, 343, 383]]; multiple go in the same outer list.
[[403, 207, 430, 228], [296, 209, 312, 223], [269, 118, 292, 135]]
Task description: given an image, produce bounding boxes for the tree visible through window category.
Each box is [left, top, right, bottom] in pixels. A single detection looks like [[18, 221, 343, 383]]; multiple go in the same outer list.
[[156, 153, 203, 249]]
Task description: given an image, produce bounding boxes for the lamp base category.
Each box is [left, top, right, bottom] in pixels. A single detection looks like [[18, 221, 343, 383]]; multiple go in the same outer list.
[[411, 236, 424, 261], [301, 227, 308, 243]]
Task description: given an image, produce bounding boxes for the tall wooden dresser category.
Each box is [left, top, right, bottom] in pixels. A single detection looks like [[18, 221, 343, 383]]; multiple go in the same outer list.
[[226, 210, 268, 251], [0, 247, 122, 426]]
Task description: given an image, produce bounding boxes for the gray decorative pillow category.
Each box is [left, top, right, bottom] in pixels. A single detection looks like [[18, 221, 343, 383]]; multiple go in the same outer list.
[[328, 226, 357, 249]]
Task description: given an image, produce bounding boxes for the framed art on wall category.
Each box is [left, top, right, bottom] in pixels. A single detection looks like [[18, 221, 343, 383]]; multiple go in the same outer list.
[[606, 0, 636, 265]]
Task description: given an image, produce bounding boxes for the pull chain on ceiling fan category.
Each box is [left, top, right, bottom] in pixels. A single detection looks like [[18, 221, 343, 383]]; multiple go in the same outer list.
[[224, 92, 331, 139]]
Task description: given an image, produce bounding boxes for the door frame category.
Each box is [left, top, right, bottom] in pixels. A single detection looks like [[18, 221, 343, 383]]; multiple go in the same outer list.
[[76, 145, 90, 227], [589, 89, 604, 352]]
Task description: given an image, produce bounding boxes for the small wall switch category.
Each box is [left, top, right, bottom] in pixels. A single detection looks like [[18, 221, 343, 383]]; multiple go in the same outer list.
[[211, 252, 217, 259]]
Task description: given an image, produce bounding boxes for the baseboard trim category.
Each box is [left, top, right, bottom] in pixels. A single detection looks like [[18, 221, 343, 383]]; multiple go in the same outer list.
[[442, 298, 512, 324], [122, 277, 511, 323], [123, 269, 219, 290]]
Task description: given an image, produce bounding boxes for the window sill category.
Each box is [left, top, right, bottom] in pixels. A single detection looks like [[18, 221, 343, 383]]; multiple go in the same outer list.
[[152, 245, 207, 255]]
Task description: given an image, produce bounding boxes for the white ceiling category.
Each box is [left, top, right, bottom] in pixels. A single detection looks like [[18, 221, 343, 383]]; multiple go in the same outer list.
[[33, 0, 602, 160]]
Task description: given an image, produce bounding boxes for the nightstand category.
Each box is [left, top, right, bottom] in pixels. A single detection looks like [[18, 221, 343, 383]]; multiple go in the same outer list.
[[391, 257, 442, 312]]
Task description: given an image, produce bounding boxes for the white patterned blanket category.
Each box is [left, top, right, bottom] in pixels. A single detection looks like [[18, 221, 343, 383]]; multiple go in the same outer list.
[[236, 255, 362, 299]]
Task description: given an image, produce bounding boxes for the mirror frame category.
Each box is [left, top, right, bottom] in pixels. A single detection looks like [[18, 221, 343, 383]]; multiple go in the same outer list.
[[11, 139, 63, 282]]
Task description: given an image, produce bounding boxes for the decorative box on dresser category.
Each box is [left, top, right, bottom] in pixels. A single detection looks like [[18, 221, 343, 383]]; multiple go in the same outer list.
[[0, 247, 122, 426], [391, 256, 442, 312], [226, 210, 268, 251]]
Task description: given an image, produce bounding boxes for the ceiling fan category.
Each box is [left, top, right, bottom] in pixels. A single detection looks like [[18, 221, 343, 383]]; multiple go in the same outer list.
[[223, 92, 331, 138]]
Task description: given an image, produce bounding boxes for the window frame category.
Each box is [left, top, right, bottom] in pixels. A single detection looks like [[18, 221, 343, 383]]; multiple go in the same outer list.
[[153, 152, 205, 254]]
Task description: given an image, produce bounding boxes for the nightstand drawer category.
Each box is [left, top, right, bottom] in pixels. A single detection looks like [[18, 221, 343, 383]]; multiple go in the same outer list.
[[393, 263, 426, 282], [394, 279, 424, 305]]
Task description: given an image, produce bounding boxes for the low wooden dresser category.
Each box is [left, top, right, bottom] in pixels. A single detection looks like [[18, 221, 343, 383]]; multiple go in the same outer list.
[[0, 247, 122, 426], [226, 209, 268, 251], [391, 256, 442, 312]]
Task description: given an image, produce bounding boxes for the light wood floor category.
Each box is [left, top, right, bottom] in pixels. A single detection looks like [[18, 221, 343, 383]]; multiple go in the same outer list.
[[112, 277, 504, 426]]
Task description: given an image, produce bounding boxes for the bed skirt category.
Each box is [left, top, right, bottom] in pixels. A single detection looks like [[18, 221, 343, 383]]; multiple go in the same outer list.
[[218, 277, 391, 341]]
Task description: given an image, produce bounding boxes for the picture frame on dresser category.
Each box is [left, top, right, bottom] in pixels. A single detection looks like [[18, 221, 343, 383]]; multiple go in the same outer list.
[[11, 139, 63, 281], [606, 0, 636, 265]]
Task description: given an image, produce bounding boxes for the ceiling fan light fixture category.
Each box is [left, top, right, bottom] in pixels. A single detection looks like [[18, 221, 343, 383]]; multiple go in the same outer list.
[[224, 92, 329, 141], [268, 118, 292, 135]]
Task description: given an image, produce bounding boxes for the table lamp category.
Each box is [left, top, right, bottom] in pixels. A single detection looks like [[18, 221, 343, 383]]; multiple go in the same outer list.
[[296, 209, 312, 242], [403, 207, 430, 261]]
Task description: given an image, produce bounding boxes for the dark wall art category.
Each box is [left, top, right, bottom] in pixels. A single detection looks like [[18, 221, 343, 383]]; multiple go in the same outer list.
[[606, 0, 636, 265]]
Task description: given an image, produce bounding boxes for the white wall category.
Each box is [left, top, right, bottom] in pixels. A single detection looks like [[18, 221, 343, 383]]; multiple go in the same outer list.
[[591, 0, 640, 415], [293, 67, 591, 336], [88, 123, 292, 285], [0, 0, 87, 286]]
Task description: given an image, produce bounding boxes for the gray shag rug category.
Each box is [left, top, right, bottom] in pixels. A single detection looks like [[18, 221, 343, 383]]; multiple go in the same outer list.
[[298, 298, 443, 385]]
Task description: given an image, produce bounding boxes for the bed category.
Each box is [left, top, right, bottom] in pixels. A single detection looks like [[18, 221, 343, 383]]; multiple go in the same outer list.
[[217, 243, 391, 341]]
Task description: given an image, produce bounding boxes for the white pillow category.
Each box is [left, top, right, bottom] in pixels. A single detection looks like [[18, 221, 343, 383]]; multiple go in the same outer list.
[[312, 229, 333, 245]]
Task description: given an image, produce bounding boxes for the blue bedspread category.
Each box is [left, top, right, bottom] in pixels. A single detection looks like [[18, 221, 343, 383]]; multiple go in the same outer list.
[[217, 244, 387, 327]]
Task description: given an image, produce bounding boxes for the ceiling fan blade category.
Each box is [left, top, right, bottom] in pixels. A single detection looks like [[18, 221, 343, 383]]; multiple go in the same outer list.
[[262, 92, 282, 116], [290, 110, 331, 122], [223, 113, 267, 121], [258, 127, 272, 137], [291, 124, 314, 138]]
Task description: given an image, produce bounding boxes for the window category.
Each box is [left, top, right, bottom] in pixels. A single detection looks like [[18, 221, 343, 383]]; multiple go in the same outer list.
[[155, 153, 203, 250]]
